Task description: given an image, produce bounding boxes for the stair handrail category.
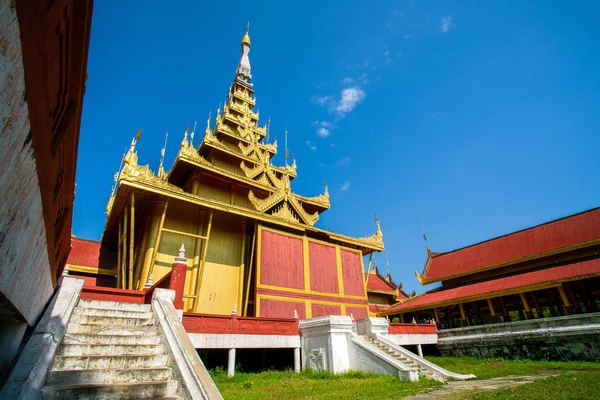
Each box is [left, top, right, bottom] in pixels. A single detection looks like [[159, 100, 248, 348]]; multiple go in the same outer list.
[[376, 334, 476, 381], [143, 270, 172, 303], [152, 288, 223, 399], [349, 335, 416, 373]]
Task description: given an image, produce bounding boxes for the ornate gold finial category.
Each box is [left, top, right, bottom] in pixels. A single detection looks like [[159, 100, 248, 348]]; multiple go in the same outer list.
[[158, 131, 169, 179], [242, 21, 251, 47], [421, 220, 431, 252], [190, 121, 197, 145], [181, 125, 190, 147], [284, 129, 289, 164], [324, 179, 329, 198], [124, 129, 142, 165]]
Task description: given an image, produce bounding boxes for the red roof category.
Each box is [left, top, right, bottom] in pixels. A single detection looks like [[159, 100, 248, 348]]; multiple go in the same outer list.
[[365, 273, 395, 293], [386, 257, 600, 314], [422, 207, 600, 282], [67, 238, 101, 268]]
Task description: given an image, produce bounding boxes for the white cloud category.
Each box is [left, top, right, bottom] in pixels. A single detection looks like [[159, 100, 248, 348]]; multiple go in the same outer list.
[[334, 156, 351, 167], [305, 140, 317, 151], [317, 127, 330, 138], [384, 50, 391, 65], [441, 16, 454, 33], [311, 95, 333, 106], [336, 87, 366, 115], [340, 181, 351, 191], [343, 77, 355, 84]]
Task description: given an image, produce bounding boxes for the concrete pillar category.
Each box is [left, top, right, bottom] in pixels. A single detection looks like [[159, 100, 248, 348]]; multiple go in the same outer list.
[[227, 348, 236, 377], [294, 347, 301, 372], [417, 344, 423, 358]]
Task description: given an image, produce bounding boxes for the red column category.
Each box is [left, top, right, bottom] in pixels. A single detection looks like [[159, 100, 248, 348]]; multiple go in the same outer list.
[[169, 252, 188, 310]]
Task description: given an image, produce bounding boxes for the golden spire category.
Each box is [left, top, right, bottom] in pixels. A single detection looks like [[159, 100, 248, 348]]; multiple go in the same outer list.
[[190, 121, 197, 145], [158, 131, 168, 179], [242, 21, 251, 47], [205, 111, 212, 132]]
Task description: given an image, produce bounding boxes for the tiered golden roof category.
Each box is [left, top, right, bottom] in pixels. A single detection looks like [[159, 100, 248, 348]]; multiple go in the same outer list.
[[105, 26, 383, 254]]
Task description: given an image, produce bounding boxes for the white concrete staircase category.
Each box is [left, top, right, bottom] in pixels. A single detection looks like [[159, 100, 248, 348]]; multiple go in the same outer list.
[[362, 335, 476, 382], [41, 299, 183, 399], [362, 335, 439, 380]]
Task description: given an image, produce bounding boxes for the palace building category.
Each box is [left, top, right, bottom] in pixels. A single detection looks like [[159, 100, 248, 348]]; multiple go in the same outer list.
[[377, 207, 600, 358], [67, 25, 386, 321]]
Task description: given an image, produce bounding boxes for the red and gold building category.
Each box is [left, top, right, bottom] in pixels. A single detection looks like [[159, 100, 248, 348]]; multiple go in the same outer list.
[[364, 265, 410, 314], [68, 27, 385, 321], [379, 207, 600, 327]]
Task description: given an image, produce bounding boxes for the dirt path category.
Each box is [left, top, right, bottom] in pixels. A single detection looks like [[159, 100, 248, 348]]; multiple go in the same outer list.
[[404, 373, 557, 399]]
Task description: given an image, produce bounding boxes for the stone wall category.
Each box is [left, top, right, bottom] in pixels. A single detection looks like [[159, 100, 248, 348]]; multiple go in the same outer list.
[[437, 312, 600, 361], [0, 0, 54, 327]]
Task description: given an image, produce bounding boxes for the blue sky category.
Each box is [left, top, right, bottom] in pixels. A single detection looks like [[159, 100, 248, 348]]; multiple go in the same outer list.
[[75, 1, 600, 294]]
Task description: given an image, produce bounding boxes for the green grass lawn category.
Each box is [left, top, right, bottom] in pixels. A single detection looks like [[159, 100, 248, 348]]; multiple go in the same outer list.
[[210, 359, 600, 400], [211, 369, 443, 400], [427, 356, 600, 380], [468, 372, 600, 400]]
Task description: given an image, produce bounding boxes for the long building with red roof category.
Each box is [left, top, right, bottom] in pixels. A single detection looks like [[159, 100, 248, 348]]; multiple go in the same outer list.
[[379, 207, 600, 329]]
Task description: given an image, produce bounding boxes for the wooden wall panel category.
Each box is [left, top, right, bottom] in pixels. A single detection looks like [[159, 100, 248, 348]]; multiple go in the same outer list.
[[341, 249, 365, 297], [206, 217, 242, 266], [260, 230, 304, 290], [312, 303, 341, 318], [345, 306, 368, 320], [308, 242, 339, 294], [196, 262, 240, 315], [259, 297, 306, 319]]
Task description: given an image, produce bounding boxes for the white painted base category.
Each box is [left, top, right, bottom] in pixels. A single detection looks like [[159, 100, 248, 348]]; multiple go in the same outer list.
[[387, 334, 438, 345], [188, 333, 301, 349], [227, 349, 236, 377]]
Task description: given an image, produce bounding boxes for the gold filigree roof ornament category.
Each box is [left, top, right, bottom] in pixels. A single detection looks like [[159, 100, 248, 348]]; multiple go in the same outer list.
[[180, 125, 191, 149], [105, 171, 118, 215], [189, 121, 197, 147], [119, 129, 182, 193], [361, 212, 384, 249], [157, 131, 169, 180], [248, 172, 319, 226], [123, 129, 142, 166]]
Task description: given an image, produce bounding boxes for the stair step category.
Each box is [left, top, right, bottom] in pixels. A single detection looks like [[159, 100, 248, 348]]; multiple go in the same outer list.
[[58, 343, 165, 357], [46, 367, 173, 386], [41, 380, 178, 399], [63, 332, 161, 345], [53, 354, 170, 370], [78, 299, 152, 313], [72, 314, 155, 327], [66, 324, 159, 335], [74, 307, 154, 319]]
